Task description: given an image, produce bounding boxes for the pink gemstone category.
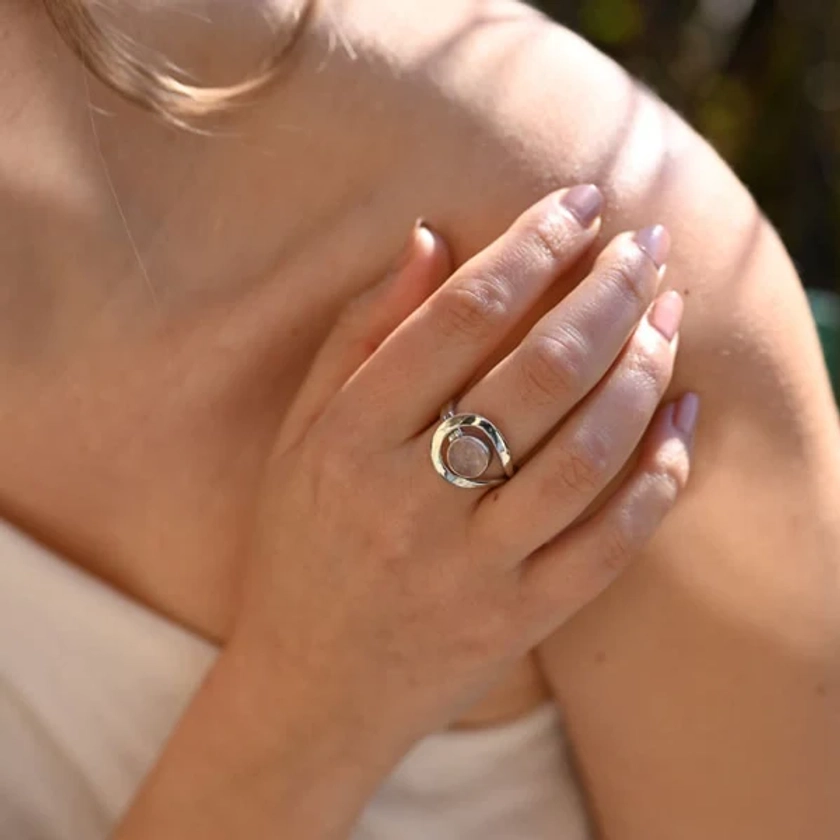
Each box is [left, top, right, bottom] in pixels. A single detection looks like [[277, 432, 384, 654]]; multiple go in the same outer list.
[[447, 436, 491, 479]]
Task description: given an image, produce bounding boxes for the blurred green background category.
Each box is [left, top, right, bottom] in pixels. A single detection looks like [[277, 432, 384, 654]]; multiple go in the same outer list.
[[535, 0, 839, 293]]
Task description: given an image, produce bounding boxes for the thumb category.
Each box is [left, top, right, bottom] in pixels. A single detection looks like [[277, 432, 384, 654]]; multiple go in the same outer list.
[[278, 222, 452, 450]]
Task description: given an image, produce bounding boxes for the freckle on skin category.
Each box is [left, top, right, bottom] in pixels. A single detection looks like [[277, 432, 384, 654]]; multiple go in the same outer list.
[[595, 650, 607, 664], [816, 683, 828, 698]]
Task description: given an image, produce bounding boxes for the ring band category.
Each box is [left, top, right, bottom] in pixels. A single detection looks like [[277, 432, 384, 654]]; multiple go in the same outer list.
[[430, 400, 515, 489]]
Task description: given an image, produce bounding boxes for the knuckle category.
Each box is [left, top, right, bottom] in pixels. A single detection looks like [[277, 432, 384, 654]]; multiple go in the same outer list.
[[592, 442, 692, 582], [435, 276, 510, 341], [377, 515, 419, 564], [547, 433, 610, 498], [596, 444, 691, 578], [628, 338, 674, 399], [599, 254, 649, 311], [598, 517, 636, 576], [648, 441, 691, 496], [527, 211, 576, 264], [519, 327, 588, 403]]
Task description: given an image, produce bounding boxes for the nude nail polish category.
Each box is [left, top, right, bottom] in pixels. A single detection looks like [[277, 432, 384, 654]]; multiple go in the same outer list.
[[649, 290, 684, 341], [559, 185, 604, 228], [674, 392, 700, 438], [634, 225, 671, 269]]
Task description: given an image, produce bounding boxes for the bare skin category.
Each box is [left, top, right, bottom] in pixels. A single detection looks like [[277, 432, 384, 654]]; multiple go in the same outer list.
[[113, 191, 694, 839], [1, 0, 839, 837]]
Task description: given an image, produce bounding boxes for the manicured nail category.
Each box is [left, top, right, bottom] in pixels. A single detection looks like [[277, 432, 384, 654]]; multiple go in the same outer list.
[[634, 224, 671, 269], [674, 392, 700, 438], [648, 290, 684, 342], [559, 184, 603, 228]]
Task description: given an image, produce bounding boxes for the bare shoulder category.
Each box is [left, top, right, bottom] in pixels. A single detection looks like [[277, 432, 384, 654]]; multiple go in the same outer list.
[[327, 2, 840, 833], [329, 0, 836, 439]]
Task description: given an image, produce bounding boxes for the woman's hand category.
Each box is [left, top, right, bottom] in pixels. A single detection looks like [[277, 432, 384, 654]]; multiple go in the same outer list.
[[235, 184, 698, 740], [116, 186, 698, 839]]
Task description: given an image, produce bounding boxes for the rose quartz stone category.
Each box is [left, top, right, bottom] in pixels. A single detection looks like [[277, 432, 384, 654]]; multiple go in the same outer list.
[[447, 435, 491, 479]]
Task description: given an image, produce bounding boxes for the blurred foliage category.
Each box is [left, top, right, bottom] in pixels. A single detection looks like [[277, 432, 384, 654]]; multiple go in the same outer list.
[[535, 0, 840, 290]]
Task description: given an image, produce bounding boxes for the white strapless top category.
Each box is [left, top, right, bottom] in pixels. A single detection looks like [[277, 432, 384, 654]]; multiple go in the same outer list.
[[0, 521, 591, 839]]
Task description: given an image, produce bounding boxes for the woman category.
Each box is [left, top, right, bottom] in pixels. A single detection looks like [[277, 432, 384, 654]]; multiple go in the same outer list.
[[1, 0, 838, 837]]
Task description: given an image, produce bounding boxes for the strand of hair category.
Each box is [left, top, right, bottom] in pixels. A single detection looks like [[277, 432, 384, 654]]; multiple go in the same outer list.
[[41, 0, 315, 127]]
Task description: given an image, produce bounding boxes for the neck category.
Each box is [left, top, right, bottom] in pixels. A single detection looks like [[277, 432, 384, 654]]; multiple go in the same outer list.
[[0, 0, 544, 340], [0, 1, 386, 331]]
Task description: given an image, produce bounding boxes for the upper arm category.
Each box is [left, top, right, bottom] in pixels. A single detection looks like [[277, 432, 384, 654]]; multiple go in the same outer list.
[[537, 208, 840, 838], [326, 4, 840, 831], [498, 18, 840, 840]]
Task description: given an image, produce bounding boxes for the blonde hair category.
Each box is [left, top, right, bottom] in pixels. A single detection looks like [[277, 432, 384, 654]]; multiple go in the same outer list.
[[41, 0, 314, 126]]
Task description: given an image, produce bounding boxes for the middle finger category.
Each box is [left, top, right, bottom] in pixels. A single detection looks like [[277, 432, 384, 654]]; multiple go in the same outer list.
[[458, 225, 670, 468]]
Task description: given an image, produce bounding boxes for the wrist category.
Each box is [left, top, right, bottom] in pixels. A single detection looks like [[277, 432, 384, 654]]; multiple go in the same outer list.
[[117, 629, 408, 840], [233, 625, 407, 750], [209, 631, 406, 837]]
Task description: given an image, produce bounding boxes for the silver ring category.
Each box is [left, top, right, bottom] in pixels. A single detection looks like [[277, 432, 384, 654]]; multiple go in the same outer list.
[[430, 400, 516, 489]]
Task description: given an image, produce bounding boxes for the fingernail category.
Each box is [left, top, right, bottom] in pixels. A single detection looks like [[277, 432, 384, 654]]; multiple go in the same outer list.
[[648, 290, 684, 342], [391, 220, 424, 275], [634, 224, 671, 269], [674, 392, 700, 438], [559, 184, 603, 228]]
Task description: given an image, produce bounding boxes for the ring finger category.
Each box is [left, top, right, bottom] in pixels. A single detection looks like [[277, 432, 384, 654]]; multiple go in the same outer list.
[[474, 290, 684, 561]]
